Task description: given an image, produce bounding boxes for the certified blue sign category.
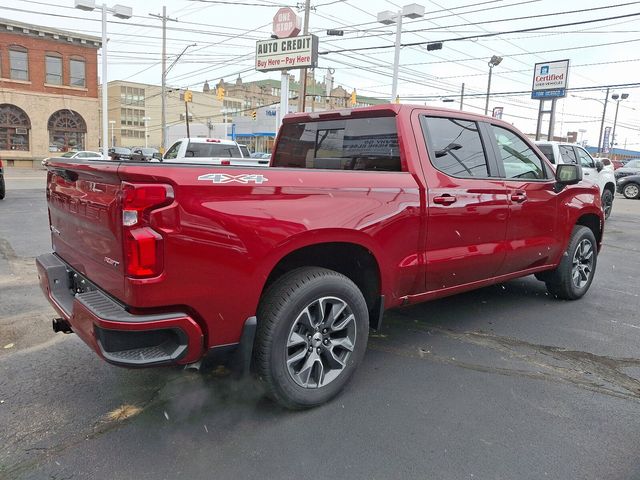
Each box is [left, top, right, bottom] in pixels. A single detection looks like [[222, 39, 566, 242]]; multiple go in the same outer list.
[[532, 89, 566, 99]]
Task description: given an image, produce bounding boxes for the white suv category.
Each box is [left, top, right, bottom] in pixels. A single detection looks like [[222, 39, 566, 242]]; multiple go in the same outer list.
[[535, 141, 615, 219]]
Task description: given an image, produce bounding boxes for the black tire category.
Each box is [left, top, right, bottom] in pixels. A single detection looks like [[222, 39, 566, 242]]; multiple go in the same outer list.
[[622, 182, 640, 200], [545, 225, 597, 300], [254, 267, 369, 409], [601, 189, 613, 219], [0, 176, 5, 200]]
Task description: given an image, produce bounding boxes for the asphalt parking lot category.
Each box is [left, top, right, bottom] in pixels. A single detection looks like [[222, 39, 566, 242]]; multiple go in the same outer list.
[[1, 168, 639, 480]]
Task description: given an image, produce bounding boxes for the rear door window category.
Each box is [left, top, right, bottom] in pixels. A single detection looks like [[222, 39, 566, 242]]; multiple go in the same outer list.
[[420, 116, 489, 178], [272, 117, 401, 171], [559, 145, 578, 164]]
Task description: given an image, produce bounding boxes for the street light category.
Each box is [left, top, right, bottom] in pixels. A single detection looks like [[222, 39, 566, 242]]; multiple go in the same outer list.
[[610, 93, 629, 151], [573, 92, 609, 154], [75, 0, 132, 159], [484, 55, 502, 115], [143, 117, 151, 148], [377, 3, 425, 102]]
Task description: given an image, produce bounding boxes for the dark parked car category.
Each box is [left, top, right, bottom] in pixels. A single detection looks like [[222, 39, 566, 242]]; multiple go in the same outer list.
[[617, 174, 640, 199], [614, 159, 640, 180], [130, 147, 159, 162], [0, 158, 5, 200], [108, 147, 132, 161]]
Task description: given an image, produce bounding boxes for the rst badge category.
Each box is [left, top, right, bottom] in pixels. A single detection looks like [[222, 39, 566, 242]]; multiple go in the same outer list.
[[197, 173, 269, 184]]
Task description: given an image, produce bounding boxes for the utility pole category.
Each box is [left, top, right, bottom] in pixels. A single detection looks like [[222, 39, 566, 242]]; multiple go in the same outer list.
[[150, 7, 177, 153], [460, 83, 465, 111], [298, 0, 311, 112], [597, 88, 609, 154], [185, 102, 190, 138]]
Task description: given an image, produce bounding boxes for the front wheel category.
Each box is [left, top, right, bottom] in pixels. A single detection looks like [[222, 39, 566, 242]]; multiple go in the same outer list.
[[601, 189, 613, 219], [254, 267, 369, 409], [623, 182, 640, 199], [544, 225, 597, 300]]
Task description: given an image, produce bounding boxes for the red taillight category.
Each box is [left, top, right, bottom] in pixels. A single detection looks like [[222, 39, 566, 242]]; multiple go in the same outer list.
[[121, 183, 174, 278], [220, 159, 231, 165], [206, 138, 221, 143]]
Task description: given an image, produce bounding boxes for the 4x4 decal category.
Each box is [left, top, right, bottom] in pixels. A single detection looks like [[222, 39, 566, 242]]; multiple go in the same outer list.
[[197, 173, 269, 184]]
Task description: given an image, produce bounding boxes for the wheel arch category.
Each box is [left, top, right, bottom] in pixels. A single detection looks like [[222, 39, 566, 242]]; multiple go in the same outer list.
[[575, 213, 602, 246], [260, 241, 383, 329]]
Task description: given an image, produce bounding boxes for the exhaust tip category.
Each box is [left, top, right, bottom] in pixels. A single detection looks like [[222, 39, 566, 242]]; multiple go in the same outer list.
[[52, 318, 73, 334]]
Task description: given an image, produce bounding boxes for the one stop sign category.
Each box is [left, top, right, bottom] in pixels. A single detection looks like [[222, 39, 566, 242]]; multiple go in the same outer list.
[[273, 7, 301, 38]]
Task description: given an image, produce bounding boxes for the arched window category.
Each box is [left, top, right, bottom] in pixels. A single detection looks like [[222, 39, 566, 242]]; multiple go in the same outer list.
[[0, 104, 31, 151], [48, 110, 87, 152]]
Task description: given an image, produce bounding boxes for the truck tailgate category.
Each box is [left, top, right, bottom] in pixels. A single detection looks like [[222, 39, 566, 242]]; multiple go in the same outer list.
[[47, 162, 125, 298]]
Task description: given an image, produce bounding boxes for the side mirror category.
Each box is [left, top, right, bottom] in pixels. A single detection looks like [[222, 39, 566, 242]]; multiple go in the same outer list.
[[555, 163, 582, 191], [595, 160, 603, 172], [152, 152, 162, 160]]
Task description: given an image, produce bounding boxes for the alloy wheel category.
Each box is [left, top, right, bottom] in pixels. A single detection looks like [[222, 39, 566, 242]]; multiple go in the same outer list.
[[572, 239, 594, 289], [285, 296, 356, 389]]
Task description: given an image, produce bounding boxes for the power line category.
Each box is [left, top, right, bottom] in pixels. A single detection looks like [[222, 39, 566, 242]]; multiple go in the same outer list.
[[320, 11, 640, 55]]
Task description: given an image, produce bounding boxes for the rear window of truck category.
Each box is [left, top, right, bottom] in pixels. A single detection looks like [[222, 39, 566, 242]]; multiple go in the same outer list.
[[185, 142, 242, 158], [272, 117, 401, 171]]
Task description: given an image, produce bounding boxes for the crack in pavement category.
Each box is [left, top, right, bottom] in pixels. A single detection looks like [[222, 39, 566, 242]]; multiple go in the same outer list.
[[370, 324, 640, 403]]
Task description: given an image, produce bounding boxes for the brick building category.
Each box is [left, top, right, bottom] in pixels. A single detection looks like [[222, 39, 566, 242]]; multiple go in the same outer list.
[[0, 18, 100, 167]]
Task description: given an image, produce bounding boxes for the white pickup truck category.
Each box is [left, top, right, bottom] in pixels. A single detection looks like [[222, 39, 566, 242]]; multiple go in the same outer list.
[[161, 138, 269, 167], [535, 141, 616, 219]]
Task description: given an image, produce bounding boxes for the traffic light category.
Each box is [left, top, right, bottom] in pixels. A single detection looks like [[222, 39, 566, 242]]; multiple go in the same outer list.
[[184, 90, 193, 103], [252, 110, 257, 120], [350, 89, 357, 106], [217, 86, 225, 101]]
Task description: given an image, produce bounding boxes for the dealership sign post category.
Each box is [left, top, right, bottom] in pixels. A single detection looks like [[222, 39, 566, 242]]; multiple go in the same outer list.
[[532, 59, 570, 140], [257, 7, 319, 130]]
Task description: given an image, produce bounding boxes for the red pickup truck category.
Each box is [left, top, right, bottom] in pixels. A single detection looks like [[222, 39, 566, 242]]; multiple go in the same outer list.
[[37, 105, 604, 409]]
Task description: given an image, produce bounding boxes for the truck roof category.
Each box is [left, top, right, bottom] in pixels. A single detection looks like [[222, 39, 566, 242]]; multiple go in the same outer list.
[[176, 137, 238, 146], [282, 103, 511, 125]]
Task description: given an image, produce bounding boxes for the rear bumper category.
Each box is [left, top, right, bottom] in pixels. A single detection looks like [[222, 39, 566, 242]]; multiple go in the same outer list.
[[36, 253, 203, 367]]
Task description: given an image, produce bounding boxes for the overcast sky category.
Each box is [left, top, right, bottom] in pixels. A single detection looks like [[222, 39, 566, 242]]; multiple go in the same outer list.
[[3, 0, 639, 149]]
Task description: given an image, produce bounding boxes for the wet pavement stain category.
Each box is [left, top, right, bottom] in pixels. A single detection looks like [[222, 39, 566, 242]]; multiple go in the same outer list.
[[370, 322, 640, 403]]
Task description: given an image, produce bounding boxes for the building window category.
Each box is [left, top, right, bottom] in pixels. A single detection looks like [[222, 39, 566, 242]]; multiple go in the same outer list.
[[0, 104, 31, 151], [45, 54, 62, 85], [70, 58, 86, 87], [48, 110, 87, 152], [9, 47, 28, 81]]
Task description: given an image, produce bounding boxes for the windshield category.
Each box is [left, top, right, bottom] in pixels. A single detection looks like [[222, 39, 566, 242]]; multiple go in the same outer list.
[[60, 152, 76, 158], [185, 142, 242, 158]]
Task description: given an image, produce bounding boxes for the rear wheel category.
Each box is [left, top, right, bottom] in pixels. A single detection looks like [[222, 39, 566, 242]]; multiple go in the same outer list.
[[254, 267, 369, 409], [622, 182, 640, 199], [544, 225, 597, 300], [601, 189, 613, 219]]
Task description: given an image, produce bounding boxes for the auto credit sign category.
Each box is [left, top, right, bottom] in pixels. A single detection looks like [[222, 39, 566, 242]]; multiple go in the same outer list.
[[531, 59, 569, 99], [255, 35, 319, 72]]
